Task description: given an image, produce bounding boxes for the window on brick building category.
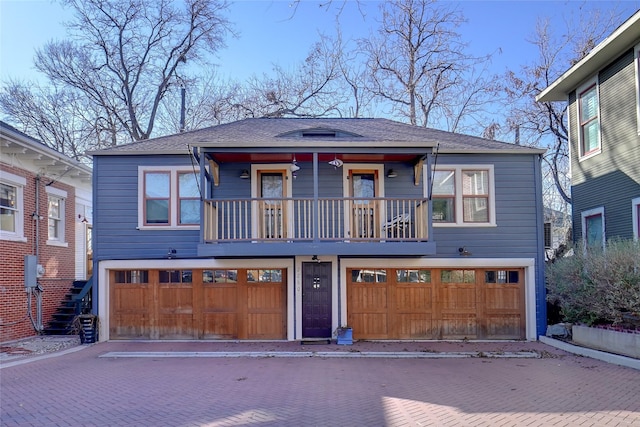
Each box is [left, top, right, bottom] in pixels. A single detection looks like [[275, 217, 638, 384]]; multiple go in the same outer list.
[[46, 186, 68, 247], [0, 171, 26, 242]]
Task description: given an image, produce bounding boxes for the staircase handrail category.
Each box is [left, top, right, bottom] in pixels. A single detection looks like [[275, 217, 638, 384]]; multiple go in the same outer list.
[[71, 276, 93, 315]]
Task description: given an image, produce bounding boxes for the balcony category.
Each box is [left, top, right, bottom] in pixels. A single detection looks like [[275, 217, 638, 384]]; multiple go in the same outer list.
[[198, 197, 436, 258]]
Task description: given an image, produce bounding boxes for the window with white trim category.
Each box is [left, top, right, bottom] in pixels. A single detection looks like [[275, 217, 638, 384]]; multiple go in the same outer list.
[[178, 171, 200, 225], [632, 197, 640, 241], [577, 79, 601, 158], [581, 206, 605, 248], [0, 171, 26, 241], [430, 165, 495, 226], [46, 186, 67, 245], [138, 166, 200, 228]]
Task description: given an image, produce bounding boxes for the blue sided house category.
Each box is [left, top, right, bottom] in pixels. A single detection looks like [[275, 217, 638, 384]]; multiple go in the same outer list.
[[90, 118, 547, 342]]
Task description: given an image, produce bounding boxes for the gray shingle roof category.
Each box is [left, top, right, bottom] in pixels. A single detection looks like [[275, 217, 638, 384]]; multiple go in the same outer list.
[[89, 118, 545, 155]]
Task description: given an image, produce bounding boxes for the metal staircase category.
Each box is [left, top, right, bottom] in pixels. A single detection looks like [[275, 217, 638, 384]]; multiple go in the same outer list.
[[44, 277, 93, 335]]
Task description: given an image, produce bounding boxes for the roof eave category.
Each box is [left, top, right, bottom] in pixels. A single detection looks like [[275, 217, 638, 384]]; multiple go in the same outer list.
[[88, 149, 190, 156], [1, 124, 93, 176], [189, 140, 439, 149], [537, 11, 640, 102], [438, 148, 546, 155]]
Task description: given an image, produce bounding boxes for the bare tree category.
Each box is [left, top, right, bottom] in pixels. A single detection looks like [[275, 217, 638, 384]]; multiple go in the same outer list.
[[361, 0, 493, 129], [330, 26, 376, 118], [502, 10, 622, 205], [33, 0, 232, 142], [156, 72, 242, 133], [0, 80, 120, 161], [230, 36, 345, 119]]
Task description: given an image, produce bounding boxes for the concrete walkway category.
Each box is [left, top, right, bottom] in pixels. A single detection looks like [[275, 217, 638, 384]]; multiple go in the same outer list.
[[1, 339, 639, 426]]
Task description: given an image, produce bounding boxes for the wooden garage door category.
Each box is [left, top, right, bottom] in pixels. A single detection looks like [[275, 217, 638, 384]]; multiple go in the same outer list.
[[347, 268, 525, 340], [110, 268, 286, 340]]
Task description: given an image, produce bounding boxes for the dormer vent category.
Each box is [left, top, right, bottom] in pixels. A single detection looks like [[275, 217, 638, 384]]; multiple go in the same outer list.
[[302, 131, 337, 138], [276, 127, 363, 139]]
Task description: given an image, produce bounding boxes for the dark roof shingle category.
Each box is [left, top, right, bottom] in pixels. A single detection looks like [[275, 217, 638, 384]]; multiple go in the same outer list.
[[89, 118, 544, 155]]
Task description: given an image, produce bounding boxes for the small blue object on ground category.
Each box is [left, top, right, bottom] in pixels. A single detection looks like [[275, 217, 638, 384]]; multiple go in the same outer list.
[[336, 328, 353, 345]]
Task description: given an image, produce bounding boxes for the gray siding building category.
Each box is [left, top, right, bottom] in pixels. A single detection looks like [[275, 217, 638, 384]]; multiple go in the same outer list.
[[538, 11, 640, 245], [90, 118, 546, 342]]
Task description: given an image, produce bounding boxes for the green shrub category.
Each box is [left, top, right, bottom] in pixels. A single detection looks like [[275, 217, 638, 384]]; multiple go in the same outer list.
[[546, 239, 640, 326]]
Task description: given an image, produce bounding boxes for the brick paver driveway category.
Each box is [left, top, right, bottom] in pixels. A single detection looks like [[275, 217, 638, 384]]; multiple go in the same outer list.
[[1, 342, 639, 426]]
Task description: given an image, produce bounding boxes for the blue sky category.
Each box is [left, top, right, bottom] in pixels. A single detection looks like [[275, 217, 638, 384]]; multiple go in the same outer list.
[[1, 1, 639, 84]]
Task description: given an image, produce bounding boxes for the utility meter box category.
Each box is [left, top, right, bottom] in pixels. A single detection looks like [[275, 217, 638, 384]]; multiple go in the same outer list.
[[24, 255, 38, 289]]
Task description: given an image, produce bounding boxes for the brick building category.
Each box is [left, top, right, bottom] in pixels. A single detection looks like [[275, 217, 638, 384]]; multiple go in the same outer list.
[[1, 122, 92, 342]]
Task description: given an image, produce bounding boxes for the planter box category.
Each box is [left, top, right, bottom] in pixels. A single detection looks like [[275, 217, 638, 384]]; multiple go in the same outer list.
[[572, 325, 640, 359]]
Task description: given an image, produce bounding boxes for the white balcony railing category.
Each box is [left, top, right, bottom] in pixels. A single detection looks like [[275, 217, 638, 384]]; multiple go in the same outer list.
[[203, 197, 429, 243]]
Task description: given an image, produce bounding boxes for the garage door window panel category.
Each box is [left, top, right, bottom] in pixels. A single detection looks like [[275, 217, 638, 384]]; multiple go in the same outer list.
[[203, 269, 238, 283], [247, 269, 283, 283], [352, 269, 387, 283], [396, 269, 431, 282], [114, 270, 149, 284], [485, 270, 519, 284], [159, 270, 193, 284], [441, 269, 476, 283]]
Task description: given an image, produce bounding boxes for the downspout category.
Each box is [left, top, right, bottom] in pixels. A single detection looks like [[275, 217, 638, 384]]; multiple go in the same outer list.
[[34, 175, 40, 260], [533, 153, 547, 338], [29, 175, 44, 332]]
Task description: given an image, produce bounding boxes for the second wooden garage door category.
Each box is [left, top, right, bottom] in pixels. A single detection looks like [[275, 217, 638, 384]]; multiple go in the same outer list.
[[347, 268, 525, 340], [110, 268, 286, 340]]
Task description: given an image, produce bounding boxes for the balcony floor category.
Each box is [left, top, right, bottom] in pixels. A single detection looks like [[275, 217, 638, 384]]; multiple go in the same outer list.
[[197, 241, 437, 258]]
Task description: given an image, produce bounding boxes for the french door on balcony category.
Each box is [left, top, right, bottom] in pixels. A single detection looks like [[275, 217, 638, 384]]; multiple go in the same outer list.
[[346, 167, 383, 239], [253, 168, 291, 240]]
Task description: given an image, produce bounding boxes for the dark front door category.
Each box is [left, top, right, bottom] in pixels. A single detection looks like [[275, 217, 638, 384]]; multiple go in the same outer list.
[[302, 262, 332, 338]]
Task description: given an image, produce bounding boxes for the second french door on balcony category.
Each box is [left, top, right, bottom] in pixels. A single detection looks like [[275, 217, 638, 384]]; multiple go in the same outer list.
[[345, 165, 384, 240]]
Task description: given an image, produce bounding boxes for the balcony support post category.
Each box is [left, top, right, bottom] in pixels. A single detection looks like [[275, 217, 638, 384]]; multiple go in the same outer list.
[[313, 152, 320, 243], [198, 148, 206, 244], [426, 152, 433, 241]]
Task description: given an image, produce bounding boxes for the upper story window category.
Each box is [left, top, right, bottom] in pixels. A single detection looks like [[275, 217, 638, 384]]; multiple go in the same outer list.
[[0, 171, 26, 242], [581, 206, 605, 249], [138, 166, 200, 229], [430, 165, 495, 227], [577, 79, 601, 159], [178, 172, 200, 225], [46, 186, 68, 246], [144, 171, 170, 224]]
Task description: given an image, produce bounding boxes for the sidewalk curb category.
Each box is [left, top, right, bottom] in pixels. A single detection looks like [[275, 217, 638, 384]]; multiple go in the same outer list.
[[99, 350, 540, 359], [540, 336, 640, 370]]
